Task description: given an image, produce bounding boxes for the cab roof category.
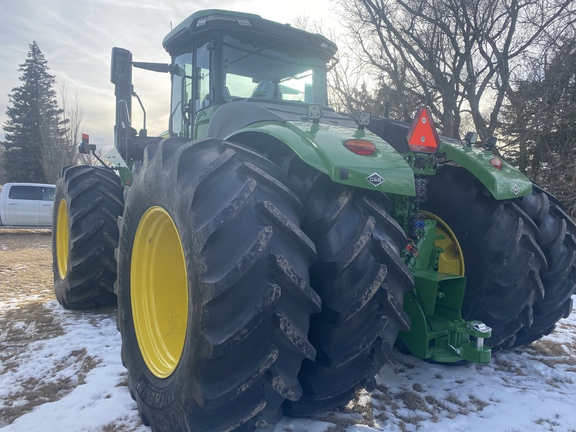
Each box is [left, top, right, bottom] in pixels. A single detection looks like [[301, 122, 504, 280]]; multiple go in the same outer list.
[[162, 9, 337, 61]]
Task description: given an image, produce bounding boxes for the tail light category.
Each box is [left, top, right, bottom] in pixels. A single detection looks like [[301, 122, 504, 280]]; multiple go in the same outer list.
[[344, 139, 377, 155], [490, 158, 503, 170]]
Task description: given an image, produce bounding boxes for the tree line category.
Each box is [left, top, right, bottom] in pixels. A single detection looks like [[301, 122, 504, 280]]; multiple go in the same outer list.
[[1, 41, 91, 185], [3, 4, 575, 216], [327, 0, 576, 216]]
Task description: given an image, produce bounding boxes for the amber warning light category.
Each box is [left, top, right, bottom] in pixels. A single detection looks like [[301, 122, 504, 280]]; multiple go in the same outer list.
[[406, 107, 440, 153]]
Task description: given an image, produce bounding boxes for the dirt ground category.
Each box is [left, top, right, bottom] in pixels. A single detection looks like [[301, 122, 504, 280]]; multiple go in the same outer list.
[[2, 231, 576, 432], [0, 230, 65, 426], [0, 230, 53, 304]]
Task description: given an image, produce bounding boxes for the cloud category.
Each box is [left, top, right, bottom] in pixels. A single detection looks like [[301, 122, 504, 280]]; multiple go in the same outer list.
[[86, 0, 172, 11], [0, 0, 334, 145]]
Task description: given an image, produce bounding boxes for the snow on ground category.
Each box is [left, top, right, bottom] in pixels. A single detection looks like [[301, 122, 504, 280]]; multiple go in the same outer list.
[[1, 297, 576, 432]]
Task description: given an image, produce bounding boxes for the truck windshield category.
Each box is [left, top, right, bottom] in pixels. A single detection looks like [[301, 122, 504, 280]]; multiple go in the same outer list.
[[222, 35, 328, 104]]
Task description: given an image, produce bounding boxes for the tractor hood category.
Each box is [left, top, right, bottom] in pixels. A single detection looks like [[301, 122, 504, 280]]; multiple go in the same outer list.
[[206, 99, 320, 136], [204, 100, 416, 196]]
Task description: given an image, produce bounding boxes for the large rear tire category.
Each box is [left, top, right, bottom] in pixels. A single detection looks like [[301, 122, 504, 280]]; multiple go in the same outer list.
[[53, 165, 123, 309], [280, 155, 413, 416], [116, 138, 319, 431], [513, 185, 576, 346], [422, 167, 547, 351]]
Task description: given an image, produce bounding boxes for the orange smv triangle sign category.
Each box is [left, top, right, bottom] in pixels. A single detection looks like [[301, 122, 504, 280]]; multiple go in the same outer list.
[[406, 106, 440, 153]]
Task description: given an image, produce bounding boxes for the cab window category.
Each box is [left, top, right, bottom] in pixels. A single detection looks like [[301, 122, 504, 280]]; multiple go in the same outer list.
[[222, 35, 327, 104], [170, 42, 211, 139]]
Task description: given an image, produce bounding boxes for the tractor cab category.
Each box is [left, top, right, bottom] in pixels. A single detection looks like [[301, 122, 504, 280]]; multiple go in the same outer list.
[[162, 10, 337, 140]]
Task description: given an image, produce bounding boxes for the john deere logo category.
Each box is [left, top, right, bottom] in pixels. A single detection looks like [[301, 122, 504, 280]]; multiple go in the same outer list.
[[367, 173, 385, 187]]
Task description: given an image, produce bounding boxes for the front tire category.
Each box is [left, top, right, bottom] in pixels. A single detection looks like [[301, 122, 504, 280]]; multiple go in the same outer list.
[[116, 138, 319, 431], [53, 165, 123, 309]]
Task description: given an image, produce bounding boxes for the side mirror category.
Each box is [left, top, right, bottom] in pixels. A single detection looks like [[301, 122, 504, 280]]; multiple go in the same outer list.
[[111, 47, 132, 86]]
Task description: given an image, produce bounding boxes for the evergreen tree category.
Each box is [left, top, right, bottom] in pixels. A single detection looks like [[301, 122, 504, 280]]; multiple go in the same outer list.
[[501, 39, 576, 217], [0, 143, 7, 184], [2, 41, 66, 183]]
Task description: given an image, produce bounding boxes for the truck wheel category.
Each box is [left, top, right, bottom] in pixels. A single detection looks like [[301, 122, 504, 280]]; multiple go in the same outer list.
[[116, 138, 319, 431], [422, 167, 546, 350], [280, 156, 413, 416], [513, 185, 576, 346], [53, 165, 123, 309]]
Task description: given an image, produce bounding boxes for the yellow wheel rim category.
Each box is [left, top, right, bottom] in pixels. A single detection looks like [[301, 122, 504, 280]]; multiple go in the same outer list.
[[131, 207, 188, 379], [420, 211, 465, 277], [56, 199, 69, 280]]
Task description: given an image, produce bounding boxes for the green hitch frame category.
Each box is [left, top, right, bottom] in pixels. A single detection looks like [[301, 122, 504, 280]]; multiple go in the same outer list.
[[397, 214, 492, 364]]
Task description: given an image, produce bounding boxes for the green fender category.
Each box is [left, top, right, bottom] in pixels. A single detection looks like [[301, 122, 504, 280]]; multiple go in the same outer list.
[[219, 114, 531, 201], [438, 140, 532, 200], [227, 121, 417, 196]]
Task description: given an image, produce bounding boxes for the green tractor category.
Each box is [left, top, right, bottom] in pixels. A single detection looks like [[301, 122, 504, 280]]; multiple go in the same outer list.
[[52, 9, 576, 431]]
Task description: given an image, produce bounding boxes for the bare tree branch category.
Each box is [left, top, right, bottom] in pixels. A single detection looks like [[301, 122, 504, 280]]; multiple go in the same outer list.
[[337, 0, 576, 140]]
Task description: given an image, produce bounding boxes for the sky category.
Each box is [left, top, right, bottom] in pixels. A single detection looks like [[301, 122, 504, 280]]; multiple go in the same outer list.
[[0, 0, 338, 148]]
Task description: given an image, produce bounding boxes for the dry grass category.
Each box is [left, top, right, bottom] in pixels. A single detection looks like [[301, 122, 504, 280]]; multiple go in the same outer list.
[[524, 339, 576, 368], [0, 231, 59, 369], [0, 232, 119, 427], [0, 303, 65, 369], [492, 356, 522, 374], [101, 416, 143, 432], [0, 348, 101, 424], [0, 230, 53, 304], [0, 231, 81, 425]]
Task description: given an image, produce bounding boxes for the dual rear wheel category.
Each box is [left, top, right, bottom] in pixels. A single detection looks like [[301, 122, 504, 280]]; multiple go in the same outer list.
[[116, 139, 414, 430], [422, 167, 575, 351]]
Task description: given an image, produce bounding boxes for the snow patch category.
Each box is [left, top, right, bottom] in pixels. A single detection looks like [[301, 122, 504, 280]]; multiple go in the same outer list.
[[1, 298, 576, 431]]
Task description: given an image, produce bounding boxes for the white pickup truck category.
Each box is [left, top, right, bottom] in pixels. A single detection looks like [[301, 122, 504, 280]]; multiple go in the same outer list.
[[0, 183, 55, 228]]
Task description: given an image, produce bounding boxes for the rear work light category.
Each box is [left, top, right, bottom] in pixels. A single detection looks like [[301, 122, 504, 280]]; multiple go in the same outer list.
[[344, 139, 377, 155], [406, 107, 440, 153]]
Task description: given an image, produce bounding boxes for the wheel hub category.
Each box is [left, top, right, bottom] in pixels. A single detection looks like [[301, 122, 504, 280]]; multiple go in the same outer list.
[[56, 199, 69, 280], [420, 210, 465, 276], [131, 206, 188, 379]]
